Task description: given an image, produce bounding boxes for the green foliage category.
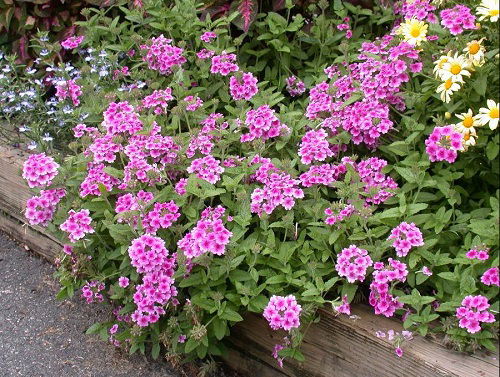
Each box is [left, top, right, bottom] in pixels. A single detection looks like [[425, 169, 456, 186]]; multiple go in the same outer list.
[[11, 0, 500, 365]]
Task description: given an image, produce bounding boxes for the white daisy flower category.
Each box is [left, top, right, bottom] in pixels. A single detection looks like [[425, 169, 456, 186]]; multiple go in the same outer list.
[[477, 100, 499, 130]]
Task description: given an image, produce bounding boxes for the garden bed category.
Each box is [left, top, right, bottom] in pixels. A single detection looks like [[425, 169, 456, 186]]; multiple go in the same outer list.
[[1, 143, 497, 377]]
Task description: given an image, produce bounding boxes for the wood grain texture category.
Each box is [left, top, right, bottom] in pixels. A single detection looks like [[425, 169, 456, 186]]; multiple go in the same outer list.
[[0, 212, 61, 261], [0, 144, 498, 377], [225, 306, 499, 377]]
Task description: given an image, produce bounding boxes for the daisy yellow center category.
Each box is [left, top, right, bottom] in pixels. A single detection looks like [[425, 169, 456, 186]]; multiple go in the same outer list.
[[410, 24, 422, 38], [462, 116, 474, 128], [490, 107, 499, 119], [464, 133, 471, 141], [468, 43, 480, 55], [489, 9, 499, 16], [450, 63, 462, 75], [444, 79, 453, 90]]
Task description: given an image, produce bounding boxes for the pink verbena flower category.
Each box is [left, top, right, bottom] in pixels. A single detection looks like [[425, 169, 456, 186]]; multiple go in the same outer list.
[[79, 163, 120, 198], [425, 126, 463, 163], [440, 5, 476, 35], [61, 35, 84, 49], [187, 155, 224, 184], [369, 280, 404, 317], [200, 31, 217, 42], [183, 95, 203, 111], [298, 129, 334, 165], [481, 267, 499, 287], [333, 295, 351, 315], [128, 234, 171, 274], [422, 266, 433, 276], [118, 277, 130, 288], [240, 105, 290, 142], [263, 295, 302, 331], [456, 295, 495, 333], [229, 72, 258, 100], [25, 189, 66, 226], [175, 178, 188, 195], [142, 88, 174, 114], [465, 247, 490, 260], [103, 101, 143, 135], [369, 259, 407, 317], [299, 163, 346, 187], [115, 191, 153, 227], [141, 35, 186, 75], [324, 204, 355, 226], [86, 134, 122, 163], [210, 52, 239, 76], [355, 157, 398, 205], [55, 80, 82, 106], [22, 153, 59, 188], [142, 201, 181, 234], [285, 76, 306, 97], [177, 206, 233, 258], [249, 160, 304, 216], [335, 245, 373, 283], [373, 258, 408, 284], [388, 222, 424, 257], [132, 269, 177, 327], [60, 209, 94, 243], [73, 123, 98, 138], [197, 48, 215, 60], [81, 280, 104, 304], [394, 0, 437, 23]]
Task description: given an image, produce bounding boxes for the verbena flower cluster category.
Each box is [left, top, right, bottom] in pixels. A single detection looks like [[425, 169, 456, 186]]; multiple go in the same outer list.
[[456, 295, 495, 333], [140, 35, 186, 75], [335, 245, 373, 283], [440, 5, 477, 35], [25, 189, 66, 226], [388, 222, 424, 257], [263, 295, 302, 331], [22, 153, 60, 188], [177, 206, 233, 258]]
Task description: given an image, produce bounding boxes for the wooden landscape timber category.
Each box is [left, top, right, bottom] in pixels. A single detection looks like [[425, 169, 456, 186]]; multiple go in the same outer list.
[[0, 143, 498, 377]]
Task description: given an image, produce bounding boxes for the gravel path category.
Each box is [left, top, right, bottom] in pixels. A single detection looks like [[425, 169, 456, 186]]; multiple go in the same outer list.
[[0, 231, 182, 377]]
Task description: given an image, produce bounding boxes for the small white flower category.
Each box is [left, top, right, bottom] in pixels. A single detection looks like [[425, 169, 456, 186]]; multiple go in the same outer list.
[[42, 133, 54, 142]]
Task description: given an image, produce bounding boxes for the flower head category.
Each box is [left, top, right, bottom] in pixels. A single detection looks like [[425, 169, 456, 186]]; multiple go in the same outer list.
[[396, 19, 428, 46], [463, 39, 486, 66], [476, 0, 499, 22], [477, 100, 499, 130]]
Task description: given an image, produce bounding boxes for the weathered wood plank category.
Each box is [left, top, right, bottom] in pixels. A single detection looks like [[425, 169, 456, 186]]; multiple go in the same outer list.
[[225, 306, 499, 377], [0, 211, 60, 262], [0, 143, 498, 377]]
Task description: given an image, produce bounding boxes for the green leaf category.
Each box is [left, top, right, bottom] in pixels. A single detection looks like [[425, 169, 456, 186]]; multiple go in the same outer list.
[[212, 318, 227, 340], [151, 342, 160, 360], [437, 272, 457, 281], [184, 338, 199, 353], [486, 141, 499, 161], [85, 323, 101, 335], [220, 308, 243, 322]]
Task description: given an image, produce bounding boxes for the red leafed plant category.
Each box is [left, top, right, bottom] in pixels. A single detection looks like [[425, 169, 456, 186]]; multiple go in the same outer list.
[[237, 0, 257, 32], [0, 0, 113, 61]]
